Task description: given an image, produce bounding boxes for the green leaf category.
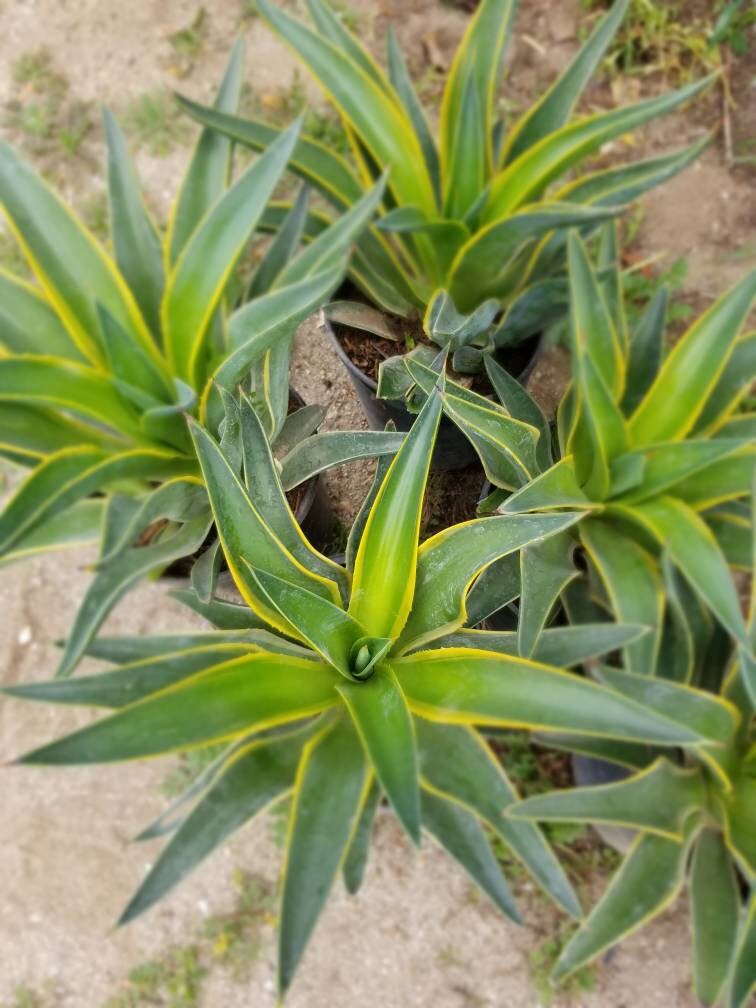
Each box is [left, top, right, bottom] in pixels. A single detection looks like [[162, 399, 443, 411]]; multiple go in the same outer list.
[[421, 787, 520, 921], [79, 630, 276, 664], [0, 446, 189, 555], [342, 779, 381, 894], [4, 644, 251, 709], [439, 0, 518, 184], [394, 648, 704, 745], [501, 0, 630, 164], [97, 303, 173, 405], [103, 109, 165, 335], [0, 140, 155, 366], [0, 498, 105, 568], [554, 137, 710, 211], [163, 120, 300, 384], [435, 624, 650, 669], [386, 26, 440, 203], [190, 539, 221, 605], [417, 721, 580, 918], [258, 0, 436, 216], [594, 664, 737, 747], [485, 355, 552, 471], [621, 286, 668, 414], [170, 588, 270, 630], [20, 651, 338, 764], [305, 0, 386, 87], [248, 183, 310, 298], [238, 394, 348, 595], [568, 229, 623, 397], [56, 511, 212, 678], [279, 430, 404, 490], [216, 267, 343, 390], [244, 565, 361, 676], [673, 451, 755, 509], [189, 418, 342, 634], [0, 271, 85, 360], [693, 331, 756, 434], [726, 894, 755, 1008], [629, 270, 756, 444], [398, 512, 581, 653], [345, 433, 395, 574], [618, 495, 747, 645], [518, 530, 576, 657], [443, 74, 485, 220], [167, 39, 245, 262], [449, 202, 621, 311], [278, 716, 367, 995], [619, 439, 749, 503], [508, 757, 705, 838], [552, 832, 691, 981], [348, 391, 441, 638], [176, 96, 365, 211], [0, 403, 109, 462], [120, 722, 312, 925], [338, 667, 420, 844], [483, 75, 714, 221], [443, 392, 541, 489], [581, 519, 663, 676], [463, 553, 521, 627], [498, 457, 593, 513], [726, 764, 756, 877], [691, 829, 741, 1006], [0, 356, 143, 439]]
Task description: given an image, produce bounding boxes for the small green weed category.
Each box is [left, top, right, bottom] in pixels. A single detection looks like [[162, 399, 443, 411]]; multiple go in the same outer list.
[[0, 982, 60, 1008], [104, 871, 274, 1006], [167, 8, 209, 77], [4, 48, 95, 161], [580, 0, 754, 83], [201, 870, 276, 981], [105, 946, 206, 1008], [122, 92, 189, 157], [530, 930, 598, 1006]]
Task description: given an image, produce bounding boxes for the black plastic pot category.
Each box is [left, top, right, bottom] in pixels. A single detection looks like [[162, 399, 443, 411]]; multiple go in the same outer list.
[[572, 754, 635, 853], [325, 315, 543, 472], [325, 318, 475, 469]]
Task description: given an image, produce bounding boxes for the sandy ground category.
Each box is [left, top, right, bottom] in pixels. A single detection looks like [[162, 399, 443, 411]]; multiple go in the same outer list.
[[1, 0, 754, 1004]]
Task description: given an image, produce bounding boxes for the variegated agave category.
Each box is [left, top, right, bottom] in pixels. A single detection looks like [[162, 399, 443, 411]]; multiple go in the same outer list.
[[0, 44, 400, 676], [389, 226, 756, 667], [507, 486, 756, 1007], [4, 389, 723, 999], [181, 0, 711, 367]]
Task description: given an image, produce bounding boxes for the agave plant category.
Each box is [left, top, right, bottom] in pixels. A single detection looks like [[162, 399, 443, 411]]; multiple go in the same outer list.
[[4, 388, 729, 998], [179, 0, 711, 371], [505, 490, 756, 1006], [0, 45, 402, 675], [392, 226, 756, 665]]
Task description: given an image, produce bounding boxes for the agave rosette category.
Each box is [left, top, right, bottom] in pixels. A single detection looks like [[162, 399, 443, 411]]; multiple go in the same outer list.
[[180, 0, 712, 369], [395, 225, 756, 670], [4, 385, 734, 997], [507, 485, 756, 1007], [0, 45, 403, 675]]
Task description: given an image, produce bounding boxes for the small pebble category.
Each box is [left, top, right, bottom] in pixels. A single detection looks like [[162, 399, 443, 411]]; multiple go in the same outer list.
[[17, 626, 32, 645]]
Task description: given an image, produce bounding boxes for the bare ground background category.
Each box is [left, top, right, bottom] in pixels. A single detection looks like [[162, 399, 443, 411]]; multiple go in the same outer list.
[[1, 0, 755, 1005]]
